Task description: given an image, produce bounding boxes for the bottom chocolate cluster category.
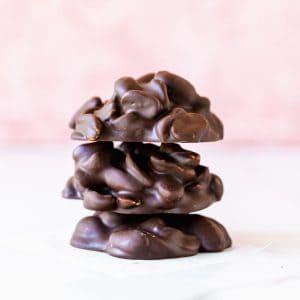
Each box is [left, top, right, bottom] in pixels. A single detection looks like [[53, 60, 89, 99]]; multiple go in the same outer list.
[[71, 212, 231, 259]]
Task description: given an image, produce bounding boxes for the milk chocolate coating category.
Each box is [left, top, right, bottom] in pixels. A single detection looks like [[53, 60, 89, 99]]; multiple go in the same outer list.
[[62, 142, 223, 214], [71, 212, 232, 259], [70, 71, 223, 143]]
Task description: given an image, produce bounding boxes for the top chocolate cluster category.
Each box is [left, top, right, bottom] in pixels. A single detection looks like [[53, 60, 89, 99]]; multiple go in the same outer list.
[[70, 71, 223, 143]]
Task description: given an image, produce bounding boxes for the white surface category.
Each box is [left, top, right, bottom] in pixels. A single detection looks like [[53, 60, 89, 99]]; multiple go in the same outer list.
[[0, 144, 300, 300]]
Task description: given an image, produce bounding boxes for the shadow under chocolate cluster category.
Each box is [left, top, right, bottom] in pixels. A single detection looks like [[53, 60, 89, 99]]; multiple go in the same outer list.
[[71, 212, 232, 259], [63, 142, 223, 214], [69, 71, 223, 143]]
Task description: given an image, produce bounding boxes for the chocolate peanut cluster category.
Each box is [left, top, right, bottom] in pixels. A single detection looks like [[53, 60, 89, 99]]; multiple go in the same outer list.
[[63, 71, 231, 259], [70, 71, 223, 143], [63, 142, 223, 214], [71, 213, 231, 259]]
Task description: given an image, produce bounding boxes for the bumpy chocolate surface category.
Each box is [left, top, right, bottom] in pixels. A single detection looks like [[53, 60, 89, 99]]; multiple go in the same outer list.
[[69, 71, 223, 143], [63, 142, 223, 214], [71, 212, 232, 259]]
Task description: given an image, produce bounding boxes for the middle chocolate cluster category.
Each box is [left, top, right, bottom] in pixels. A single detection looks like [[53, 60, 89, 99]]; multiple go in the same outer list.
[[63, 71, 231, 259], [63, 142, 223, 214]]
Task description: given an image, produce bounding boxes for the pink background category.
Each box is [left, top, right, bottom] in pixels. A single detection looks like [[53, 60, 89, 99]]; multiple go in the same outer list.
[[0, 0, 299, 145]]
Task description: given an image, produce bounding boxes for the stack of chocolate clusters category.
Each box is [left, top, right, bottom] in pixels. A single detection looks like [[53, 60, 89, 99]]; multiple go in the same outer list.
[[63, 71, 231, 259]]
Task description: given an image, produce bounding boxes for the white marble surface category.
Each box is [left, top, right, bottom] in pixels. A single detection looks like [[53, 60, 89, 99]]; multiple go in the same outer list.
[[0, 144, 300, 300]]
